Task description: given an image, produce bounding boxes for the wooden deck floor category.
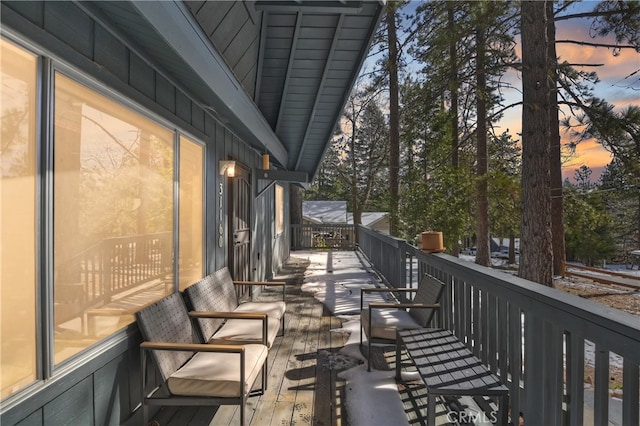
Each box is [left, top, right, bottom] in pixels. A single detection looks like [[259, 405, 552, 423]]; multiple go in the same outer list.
[[150, 257, 351, 426], [147, 254, 489, 426]]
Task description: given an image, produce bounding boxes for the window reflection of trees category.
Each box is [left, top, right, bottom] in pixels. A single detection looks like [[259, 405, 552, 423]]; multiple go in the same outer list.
[[53, 75, 174, 363]]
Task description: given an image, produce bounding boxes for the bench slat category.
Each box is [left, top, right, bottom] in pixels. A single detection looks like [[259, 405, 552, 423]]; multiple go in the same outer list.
[[396, 328, 509, 425]]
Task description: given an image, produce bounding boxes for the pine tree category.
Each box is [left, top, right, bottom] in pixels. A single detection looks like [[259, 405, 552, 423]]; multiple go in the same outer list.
[[519, 0, 553, 286]]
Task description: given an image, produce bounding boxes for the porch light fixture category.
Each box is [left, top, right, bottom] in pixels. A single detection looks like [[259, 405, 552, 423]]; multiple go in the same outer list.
[[219, 160, 236, 177], [262, 153, 270, 170]]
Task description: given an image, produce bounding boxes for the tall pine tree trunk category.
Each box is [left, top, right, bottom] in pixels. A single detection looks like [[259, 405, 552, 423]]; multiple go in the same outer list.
[[475, 18, 490, 267], [448, 3, 461, 256], [387, 4, 400, 237], [547, 1, 566, 277], [519, 1, 553, 286], [448, 4, 459, 169]]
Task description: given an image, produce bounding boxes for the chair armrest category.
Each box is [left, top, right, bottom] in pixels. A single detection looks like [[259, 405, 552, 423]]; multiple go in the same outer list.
[[234, 280, 286, 287], [188, 311, 268, 320], [188, 311, 268, 345], [360, 287, 416, 294], [234, 281, 287, 302], [141, 341, 246, 353], [368, 303, 440, 310], [360, 287, 417, 310]]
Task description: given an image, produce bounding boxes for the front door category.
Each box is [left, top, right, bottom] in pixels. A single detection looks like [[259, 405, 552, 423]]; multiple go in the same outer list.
[[228, 163, 252, 296]]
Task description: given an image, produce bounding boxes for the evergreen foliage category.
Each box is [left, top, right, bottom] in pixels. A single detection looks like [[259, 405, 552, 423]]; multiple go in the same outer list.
[[306, 1, 639, 280]]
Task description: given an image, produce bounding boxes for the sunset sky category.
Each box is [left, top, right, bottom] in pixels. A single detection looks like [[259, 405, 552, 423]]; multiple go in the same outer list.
[[492, 1, 640, 181], [368, 1, 640, 181]]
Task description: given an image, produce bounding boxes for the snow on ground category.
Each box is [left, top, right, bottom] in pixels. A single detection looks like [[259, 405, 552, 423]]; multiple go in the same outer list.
[[296, 251, 411, 426]]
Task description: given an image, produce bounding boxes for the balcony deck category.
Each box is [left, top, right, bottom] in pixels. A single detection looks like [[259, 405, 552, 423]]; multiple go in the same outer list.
[[147, 235, 639, 426], [149, 251, 450, 426]]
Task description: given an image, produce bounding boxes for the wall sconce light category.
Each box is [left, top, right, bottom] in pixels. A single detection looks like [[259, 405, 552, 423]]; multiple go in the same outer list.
[[219, 160, 236, 177], [262, 153, 270, 170]]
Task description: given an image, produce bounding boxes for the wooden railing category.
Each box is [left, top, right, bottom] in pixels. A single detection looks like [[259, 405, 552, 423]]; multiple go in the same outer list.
[[356, 225, 640, 426], [356, 225, 406, 289], [291, 224, 356, 250]]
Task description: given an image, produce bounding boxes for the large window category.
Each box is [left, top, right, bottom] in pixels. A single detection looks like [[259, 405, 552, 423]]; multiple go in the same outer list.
[[53, 74, 174, 363], [0, 38, 38, 399], [178, 136, 204, 290], [1, 36, 207, 397]]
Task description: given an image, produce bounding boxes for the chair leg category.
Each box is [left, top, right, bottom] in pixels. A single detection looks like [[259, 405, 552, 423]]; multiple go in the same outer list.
[[263, 355, 268, 391], [240, 396, 245, 426], [500, 394, 509, 426], [427, 393, 436, 426], [367, 311, 372, 372], [280, 315, 285, 337], [141, 348, 148, 426], [395, 339, 402, 381]]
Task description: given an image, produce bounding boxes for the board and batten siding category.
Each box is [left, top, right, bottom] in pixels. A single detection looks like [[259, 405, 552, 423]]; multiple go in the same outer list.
[[1, 2, 288, 424]]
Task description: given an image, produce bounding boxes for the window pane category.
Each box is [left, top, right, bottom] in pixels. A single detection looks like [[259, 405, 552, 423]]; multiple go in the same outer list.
[[0, 38, 38, 399], [178, 136, 203, 290], [53, 74, 174, 364]]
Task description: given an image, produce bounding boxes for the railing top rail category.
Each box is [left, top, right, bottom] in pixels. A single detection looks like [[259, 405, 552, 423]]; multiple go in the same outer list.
[[356, 225, 405, 248], [291, 223, 355, 228]]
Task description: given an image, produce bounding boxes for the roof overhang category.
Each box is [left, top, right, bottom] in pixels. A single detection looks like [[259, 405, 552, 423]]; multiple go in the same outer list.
[[81, 1, 385, 179], [130, 1, 289, 165]]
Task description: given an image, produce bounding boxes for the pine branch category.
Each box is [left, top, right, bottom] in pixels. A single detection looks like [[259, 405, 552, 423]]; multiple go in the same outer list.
[[568, 63, 605, 68], [556, 39, 638, 50], [555, 9, 634, 22]]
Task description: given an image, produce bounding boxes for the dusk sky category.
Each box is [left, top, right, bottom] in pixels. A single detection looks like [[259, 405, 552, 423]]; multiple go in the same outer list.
[[500, 1, 640, 181], [368, 1, 640, 181]]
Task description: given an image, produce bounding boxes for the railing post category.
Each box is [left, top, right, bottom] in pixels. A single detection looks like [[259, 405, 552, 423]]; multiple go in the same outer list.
[[399, 241, 407, 289], [524, 313, 544, 425]]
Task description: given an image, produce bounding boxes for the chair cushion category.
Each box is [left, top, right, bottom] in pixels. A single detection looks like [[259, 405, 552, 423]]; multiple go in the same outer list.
[[167, 344, 268, 398], [361, 308, 422, 341], [234, 301, 286, 320], [209, 317, 281, 348]]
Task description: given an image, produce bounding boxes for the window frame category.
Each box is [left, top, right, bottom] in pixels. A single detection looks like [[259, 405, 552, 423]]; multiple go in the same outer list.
[[177, 133, 206, 290], [0, 32, 209, 399]]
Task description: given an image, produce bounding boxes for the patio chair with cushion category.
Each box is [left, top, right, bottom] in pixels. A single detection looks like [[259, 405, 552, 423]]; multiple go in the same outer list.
[[183, 267, 286, 348], [360, 273, 446, 371], [136, 292, 269, 426]]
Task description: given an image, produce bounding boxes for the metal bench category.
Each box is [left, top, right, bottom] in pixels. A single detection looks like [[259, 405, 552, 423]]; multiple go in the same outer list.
[[396, 328, 509, 426]]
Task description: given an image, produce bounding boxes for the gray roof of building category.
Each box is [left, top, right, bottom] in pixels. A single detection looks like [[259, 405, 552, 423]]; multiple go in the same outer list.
[[303, 200, 348, 223]]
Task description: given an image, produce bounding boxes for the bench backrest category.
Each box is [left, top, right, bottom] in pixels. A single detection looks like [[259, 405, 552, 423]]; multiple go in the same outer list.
[[183, 268, 239, 341], [135, 292, 201, 381], [409, 273, 446, 327]]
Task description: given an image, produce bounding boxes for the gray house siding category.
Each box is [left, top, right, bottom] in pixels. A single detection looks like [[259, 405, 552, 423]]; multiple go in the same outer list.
[[0, 2, 287, 424]]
